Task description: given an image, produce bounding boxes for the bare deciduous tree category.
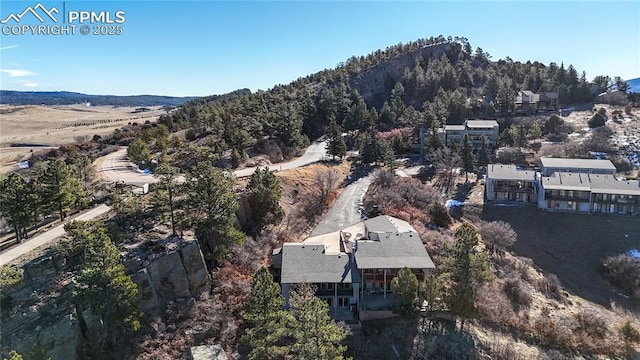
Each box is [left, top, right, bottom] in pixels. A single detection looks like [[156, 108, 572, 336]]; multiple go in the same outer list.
[[479, 220, 517, 258], [314, 168, 340, 206]]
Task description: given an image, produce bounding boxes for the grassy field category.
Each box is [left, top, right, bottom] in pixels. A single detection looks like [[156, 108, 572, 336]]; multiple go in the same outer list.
[[0, 104, 165, 173]]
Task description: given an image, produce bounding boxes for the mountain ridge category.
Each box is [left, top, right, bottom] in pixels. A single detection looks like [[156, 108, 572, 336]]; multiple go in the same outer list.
[[0, 90, 196, 107]]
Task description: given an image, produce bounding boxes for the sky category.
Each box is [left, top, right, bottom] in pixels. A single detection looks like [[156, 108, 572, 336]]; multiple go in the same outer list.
[[0, 1, 638, 97]]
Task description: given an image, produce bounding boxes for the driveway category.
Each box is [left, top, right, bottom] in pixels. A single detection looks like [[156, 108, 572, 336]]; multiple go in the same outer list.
[[97, 140, 328, 185], [0, 204, 112, 265], [311, 172, 375, 236]]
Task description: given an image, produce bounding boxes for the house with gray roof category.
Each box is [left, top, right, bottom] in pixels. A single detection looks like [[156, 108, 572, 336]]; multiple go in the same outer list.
[[433, 119, 499, 149], [273, 216, 435, 320]]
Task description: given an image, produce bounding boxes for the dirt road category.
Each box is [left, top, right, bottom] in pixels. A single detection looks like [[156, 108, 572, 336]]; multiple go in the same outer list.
[[0, 204, 112, 266]]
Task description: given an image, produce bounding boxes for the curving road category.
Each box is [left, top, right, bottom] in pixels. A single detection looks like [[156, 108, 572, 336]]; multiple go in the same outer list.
[[0, 204, 112, 266], [97, 140, 329, 185], [311, 172, 375, 236]]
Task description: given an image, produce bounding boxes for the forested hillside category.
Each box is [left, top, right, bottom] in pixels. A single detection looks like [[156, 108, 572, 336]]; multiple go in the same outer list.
[[152, 34, 620, 167]]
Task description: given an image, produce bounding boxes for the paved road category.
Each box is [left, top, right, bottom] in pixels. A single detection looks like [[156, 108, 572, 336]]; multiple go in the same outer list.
[[0, 204, 112, 266], [311, 173, 375, 236], [98, 140, 329, 185]]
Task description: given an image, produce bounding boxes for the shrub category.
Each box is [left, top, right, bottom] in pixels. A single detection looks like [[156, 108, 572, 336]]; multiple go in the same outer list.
[[532, 316, 575, 349], [428, 203, 451, 227], [536, 273, 562, 300], [574, 310, 608, 339], [600, 254, 640, 299], [588, 113, 606, 128], [503, 277, 532, 308], [0, 266, 23, 289], [624, 104, 633, 116]]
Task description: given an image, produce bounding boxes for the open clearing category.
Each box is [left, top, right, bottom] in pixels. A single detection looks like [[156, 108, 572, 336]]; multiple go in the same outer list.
[[0, 104, 165, 173]]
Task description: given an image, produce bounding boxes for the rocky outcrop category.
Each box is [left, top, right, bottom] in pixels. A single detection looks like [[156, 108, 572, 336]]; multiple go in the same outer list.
[[348, 42, 459, 107], [125, 237, 211, 314], [1, 235, 210, 360]]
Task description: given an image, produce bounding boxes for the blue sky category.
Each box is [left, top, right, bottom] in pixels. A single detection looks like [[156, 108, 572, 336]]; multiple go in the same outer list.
[[1, 1, 638, 97]]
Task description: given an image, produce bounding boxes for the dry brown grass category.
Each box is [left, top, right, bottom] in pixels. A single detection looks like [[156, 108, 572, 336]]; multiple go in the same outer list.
[[0, 104, 164, 173]]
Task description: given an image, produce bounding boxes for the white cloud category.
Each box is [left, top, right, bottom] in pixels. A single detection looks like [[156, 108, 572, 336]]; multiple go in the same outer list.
[[1, 69, 37, 77], [21, 82, 39, 88], [0, 45, 19, 51]]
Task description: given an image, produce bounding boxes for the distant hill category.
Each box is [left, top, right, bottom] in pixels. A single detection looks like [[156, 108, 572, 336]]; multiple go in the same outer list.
[[0, 91, 196, 106], [627, 77, 640, 93]]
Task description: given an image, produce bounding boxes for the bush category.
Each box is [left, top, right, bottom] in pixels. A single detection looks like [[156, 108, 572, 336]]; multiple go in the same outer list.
[[600, 254, 640, 299], [588, 113, 606, 128], [0, 266, 23, 289], [428, 203, 451, 227], [503, 277, 532, 308], [536, 273, 562, 299], [574, 311, 608, 339], [624, 104, 633, 116]]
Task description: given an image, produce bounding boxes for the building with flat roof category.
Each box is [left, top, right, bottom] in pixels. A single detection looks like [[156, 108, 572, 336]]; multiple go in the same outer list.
[[539, 158, 617, 176], [485, 164, 537, 203], [436, 119, 499, 150], [485, 158, 640, 215], [273, 216, 435, 320]]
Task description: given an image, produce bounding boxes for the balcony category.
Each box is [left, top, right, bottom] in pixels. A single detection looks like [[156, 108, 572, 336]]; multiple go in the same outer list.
[[494, 186, 535, 193], [544, 195, 590, 202]]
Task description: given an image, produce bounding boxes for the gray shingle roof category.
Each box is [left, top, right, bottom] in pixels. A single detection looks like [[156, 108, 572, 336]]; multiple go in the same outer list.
[[487, 164, 536, 181], [355, 232, 435, 270], [280, 243, 357, 284], [363, 215, 414, 234]]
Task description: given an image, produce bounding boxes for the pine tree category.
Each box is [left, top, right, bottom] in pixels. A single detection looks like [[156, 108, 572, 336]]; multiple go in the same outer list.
[[442, 223, 492, 331], [127, 137, 151, 168], [241, 267, 289, 360], [154, 162, 181, 236], [391, 267, 419, 313], [476, 136, 491, 169], [459, 133, 474, 181], [326, 114, 347, 160], [426, 120, 443, 152], [37, 159, 87, 221], [390, 82, 407, 126], [289, 285, 348, 360], [72, 221, 142, 349], [0, 174, 35, 241], [185, 162, 245, 262], [344, 90, 369, 132], [247, 167, 284, 234]]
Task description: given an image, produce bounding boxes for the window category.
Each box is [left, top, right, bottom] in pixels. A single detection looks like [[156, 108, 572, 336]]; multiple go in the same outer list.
[[338, 298, 350, 307]]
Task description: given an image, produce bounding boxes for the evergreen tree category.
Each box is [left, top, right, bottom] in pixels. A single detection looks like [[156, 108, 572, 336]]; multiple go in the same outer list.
[[242, 267, 289, 360], [247, 167, 284, 234], [289, 285, 348, 360], [423, 274, 444, 313], [459, 133, 474, 181], [185, 162, 245, 262], [38, 159, 87, 221], [72, 221, 142, 350], [0, 173, 35, 241], [127, 137, 151, 168], [391, 267, 419, 313], [527, 121, 542, 143], [344, 90, 369, 132], [442, 223, 492, 332], [390, 82, 407, 126], [326, 114, 347, 160], [378, 101, 393, 130], [154, 162, 181, 236], [476, 136, 491, 169], [426, 120, 443, 152]]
